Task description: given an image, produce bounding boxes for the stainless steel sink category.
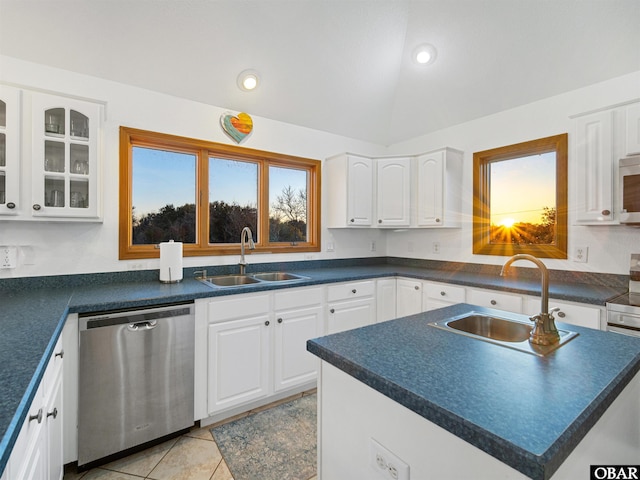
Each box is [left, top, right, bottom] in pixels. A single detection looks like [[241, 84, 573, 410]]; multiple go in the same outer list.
[[202, 275, 261, 287], [198, 271, 308, 288], [429, 312, 578, 356], [250, 272, 308, 282]]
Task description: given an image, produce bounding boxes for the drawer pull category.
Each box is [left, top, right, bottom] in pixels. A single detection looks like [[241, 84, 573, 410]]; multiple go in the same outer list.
[[330, 308, 335, 314], [264, 320, 270, 326], [277, 318, 283, 324], [352, 289, 357, 294], [350, 218, 355, 223], [29, 408, 43, 424], [47, 408, 58, 419], [557, 311, 566, 318], [602, 209, 611, 216], [440, 291, 446, 296], [55, 349, 64, 359], [490, 300, 497, 305], [414, 285, 420, 290]]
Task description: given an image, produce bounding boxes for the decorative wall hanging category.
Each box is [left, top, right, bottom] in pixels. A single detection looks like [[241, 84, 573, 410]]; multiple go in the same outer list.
[[220, 111, 253, 143]]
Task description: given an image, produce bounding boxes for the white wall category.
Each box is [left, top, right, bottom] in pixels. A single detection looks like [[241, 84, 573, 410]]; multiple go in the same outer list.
[[384, 71, 640, 275], [0, 56, 387, 278]]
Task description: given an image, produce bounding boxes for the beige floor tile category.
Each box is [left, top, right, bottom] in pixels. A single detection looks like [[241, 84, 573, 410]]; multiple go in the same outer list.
[[63, 470, 88, 480], [148, 436, 223, 480], [211, 459, 234, 480], [79, 468, 142, 480], [184, 426, 215, 441], [99, 438, 178, 477]]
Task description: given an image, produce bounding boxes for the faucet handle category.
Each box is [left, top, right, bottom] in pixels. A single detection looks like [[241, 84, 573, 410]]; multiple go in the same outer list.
[[194, 269, 207, 279], [548, 307, 561, 316]]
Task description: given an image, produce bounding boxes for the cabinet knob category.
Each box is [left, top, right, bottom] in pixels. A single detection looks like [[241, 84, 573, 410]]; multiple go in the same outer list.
[[264, 320, 270, 326], [414, 285, 420, 290], [602, 209, 611, 216], [490, 299, 497, 305], [33, 204, 42, 211], [351, 289, 357, 294], [277, 318, 283, 323], [435, 218, 441, 223], [378, 219, 382, 224], [557, 311, 566, 318], [29, 408, 43, 424], [55, 349, 64, 359], [350, 218, 355, 223], [440, 291, 446, 296], [6, 202, 16, 209], [47, 407, 58, 419], [330, 308, 335, 314]]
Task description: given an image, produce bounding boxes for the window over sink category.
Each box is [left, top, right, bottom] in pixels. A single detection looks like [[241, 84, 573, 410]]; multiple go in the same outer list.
[[119, 127, 321, 259]]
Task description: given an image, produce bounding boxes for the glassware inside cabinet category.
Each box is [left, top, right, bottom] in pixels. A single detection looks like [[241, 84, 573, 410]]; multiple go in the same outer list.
[[44, 177, 65, 207], [71, 143, 89, 174], [45, 140, 65, 173], [0, 100, 6, 127], [70, 179, 89, 209], [0, 172, 5, 204], [70, 110, 89, 139], [0, 133, 5, 167], [44, 108, 65, 136]]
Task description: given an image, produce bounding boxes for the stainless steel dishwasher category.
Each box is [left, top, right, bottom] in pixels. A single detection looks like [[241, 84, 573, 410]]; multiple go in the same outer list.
[[78, 302, 195, 468]]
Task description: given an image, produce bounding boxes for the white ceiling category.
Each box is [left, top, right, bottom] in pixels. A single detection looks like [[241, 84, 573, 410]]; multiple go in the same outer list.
[[1, 0, 639, 145]]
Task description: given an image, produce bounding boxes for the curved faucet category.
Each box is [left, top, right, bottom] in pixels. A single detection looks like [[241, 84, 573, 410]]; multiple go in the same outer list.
[[239, 227, 255, 275], [500, 254, 560, 346]]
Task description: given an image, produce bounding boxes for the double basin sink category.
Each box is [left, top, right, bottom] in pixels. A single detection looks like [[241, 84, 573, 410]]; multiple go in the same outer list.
[[430, 312, 578, 356], [199, 272, 309, 288]]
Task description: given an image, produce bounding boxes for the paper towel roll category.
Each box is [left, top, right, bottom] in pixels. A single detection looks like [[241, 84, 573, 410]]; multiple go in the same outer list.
[[159, 240, 183, 283]]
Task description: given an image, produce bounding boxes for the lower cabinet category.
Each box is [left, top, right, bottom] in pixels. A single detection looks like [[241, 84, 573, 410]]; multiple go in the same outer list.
[[327, 281, 376, 334], [466, 287, 523, 313], [423, 281, 466, 312], [523, 297, 603, 330], [7, 336, 64, 480], [396, 278, 423, 318], [376, 278, 397, 323]]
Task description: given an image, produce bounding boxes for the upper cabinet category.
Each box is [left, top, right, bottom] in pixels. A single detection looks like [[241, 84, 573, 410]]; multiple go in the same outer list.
[[0, 85, 103, 222], [325, 148, 463, 229], [573, 100, 639, 225]]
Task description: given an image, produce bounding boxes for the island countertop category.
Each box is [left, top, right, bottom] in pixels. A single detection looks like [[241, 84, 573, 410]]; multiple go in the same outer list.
[[307, 303, 640, 480]]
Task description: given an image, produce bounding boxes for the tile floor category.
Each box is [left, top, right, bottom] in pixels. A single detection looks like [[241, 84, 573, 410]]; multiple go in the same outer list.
[[63, 391, 318, 480]]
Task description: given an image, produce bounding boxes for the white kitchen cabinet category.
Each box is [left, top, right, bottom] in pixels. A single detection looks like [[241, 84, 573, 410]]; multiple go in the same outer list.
[[376, 157, 411, 227], [523, 296, 603, 330], [415, 148, 463, 227], [325, 153, 373, 227], [625, 102, 640, 156], [273, 287, 323, 392], [423, 281, 466, 311], [466, 287, 523, 313], [376, 278, 396, 322], [206, 293, 271, 414], [0, 85, 21, 216], [396, 277, 423, 318], [8, 336, 64, 480], [327, 280, 376, 334]]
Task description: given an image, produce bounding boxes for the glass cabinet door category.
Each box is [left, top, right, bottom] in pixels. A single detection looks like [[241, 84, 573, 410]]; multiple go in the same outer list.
[[0, 85, 21, 216], [31, 93, 101, 219]]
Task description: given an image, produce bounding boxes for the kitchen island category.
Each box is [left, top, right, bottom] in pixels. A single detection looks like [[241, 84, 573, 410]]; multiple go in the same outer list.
[[307, 303, 640, 480]]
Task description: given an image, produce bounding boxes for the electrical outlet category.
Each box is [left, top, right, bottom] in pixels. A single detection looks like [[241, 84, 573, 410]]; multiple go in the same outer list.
[[370, 241, 377, 252], [370, 438, 410, 480], [432, 241, 440, 254], [1, 246, 18, 269], [574, 246, 588, 263]]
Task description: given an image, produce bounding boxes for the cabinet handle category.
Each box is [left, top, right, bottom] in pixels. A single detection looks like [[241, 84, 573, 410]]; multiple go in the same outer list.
[[330, 308, 335, 314], [435, 218, 441, 223], [29, 408, 43, 424], [490, 300, 497, 305], [440, 291, 446, 296], [6, 202, 16, 209], [414, 285, 420, 290], [264, 320, 270, 326], [47, 408, 58, 419], [277, 318, 283, 324], [55, 349, 64, 359], [378, 219, 382, 224], [352, 289, 357, 294], [350, 218, 355, 223], [602, 209, 611, 216], [557, 311, 566, 318], [32, 204, 42, 211]]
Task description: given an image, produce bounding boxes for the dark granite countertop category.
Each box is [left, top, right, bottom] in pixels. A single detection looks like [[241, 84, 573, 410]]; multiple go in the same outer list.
[[307, 303, 640, 480], [0, 258, 628, 474]]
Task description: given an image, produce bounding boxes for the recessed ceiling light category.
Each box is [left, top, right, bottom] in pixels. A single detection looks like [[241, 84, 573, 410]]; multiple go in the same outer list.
[[413, 44, 437, 66], [237, 70, 259, 91]]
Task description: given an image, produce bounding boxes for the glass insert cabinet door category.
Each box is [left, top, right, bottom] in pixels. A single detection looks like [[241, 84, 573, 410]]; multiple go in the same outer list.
[[30, 92, 101, 219], [0, 85, 21, 216]]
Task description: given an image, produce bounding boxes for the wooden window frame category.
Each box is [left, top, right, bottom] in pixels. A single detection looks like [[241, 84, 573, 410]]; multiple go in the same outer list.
[[473, 133, 568, 259], [119, 127, 321, 260]]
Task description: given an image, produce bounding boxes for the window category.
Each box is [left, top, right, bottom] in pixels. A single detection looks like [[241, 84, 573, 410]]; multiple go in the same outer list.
[[473, 134, 567, 258], [119, 127, 321, 259]]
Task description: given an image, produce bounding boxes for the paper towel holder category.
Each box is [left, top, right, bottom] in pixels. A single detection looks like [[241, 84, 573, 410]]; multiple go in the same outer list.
[[159, 240, 184, 284]]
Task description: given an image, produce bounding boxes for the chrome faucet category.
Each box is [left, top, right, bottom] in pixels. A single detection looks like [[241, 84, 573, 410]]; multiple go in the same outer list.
[[500, 254, 560, 346], [239, 227, 255, 275]]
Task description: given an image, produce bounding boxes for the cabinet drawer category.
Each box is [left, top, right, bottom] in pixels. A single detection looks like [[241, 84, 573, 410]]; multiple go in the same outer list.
[[524, 297, 602, 330], [423, 282, 465, 303], [207, 293, 270, 322], [274, 286, 323, 310], [467, 288, 523, 313], [327, 281, 375, 302]]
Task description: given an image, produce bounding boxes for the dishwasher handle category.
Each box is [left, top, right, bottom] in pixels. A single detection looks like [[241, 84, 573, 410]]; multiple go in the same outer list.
[[127, 320, 158, 331]]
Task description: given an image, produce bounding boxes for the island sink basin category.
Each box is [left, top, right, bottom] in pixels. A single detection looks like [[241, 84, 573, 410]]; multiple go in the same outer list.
[[430, 312, 579, 356]]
